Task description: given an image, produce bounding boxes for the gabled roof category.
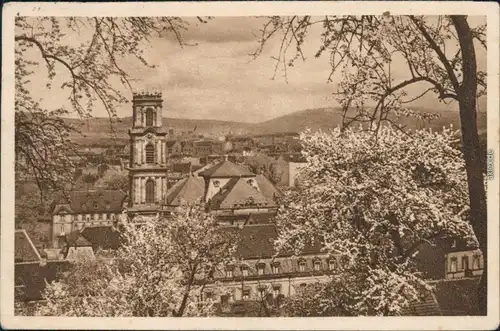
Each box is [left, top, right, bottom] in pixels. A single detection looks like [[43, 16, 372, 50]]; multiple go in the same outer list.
[[54, 190, 127, 214], [255, 174, 283, 200], [15, 229, 41, 262], [165, 175, 205, 206], [81, 226, 121, 250], [209, 177, 274, 210], [66, 230, 93, 247], [199, 159, 255, 178]]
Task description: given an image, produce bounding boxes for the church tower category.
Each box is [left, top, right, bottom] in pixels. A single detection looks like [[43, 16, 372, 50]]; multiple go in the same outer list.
[[127, 91, 168, 220]]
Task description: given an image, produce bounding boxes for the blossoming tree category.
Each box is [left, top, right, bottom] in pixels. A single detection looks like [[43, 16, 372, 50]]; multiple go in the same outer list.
[[253, 15, 488, 313], [37, 200, 239, 317], [275, 126, 475, 316]]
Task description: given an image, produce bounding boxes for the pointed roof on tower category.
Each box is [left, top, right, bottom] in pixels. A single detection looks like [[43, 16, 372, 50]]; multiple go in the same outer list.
[[209, 177, 274, 210], [164, 175, 205, 206]]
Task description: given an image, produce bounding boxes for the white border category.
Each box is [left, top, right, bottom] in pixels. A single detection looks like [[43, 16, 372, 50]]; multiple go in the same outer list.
[[2, 2, 499, 330]]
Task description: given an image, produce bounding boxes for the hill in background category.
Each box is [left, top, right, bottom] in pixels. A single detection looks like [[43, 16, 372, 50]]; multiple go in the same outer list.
[[67, 107, 487, 146]]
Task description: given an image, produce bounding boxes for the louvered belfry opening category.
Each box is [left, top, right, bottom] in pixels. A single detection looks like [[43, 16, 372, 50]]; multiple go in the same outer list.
[[145, 108, 154, 126], [145, 179, 155, 203], [145, 144, 155, 164]]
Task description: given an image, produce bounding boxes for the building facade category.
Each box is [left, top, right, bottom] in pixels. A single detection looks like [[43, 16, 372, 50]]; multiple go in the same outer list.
[[50, 190, 127, 249], [127, 91, 169, 220]]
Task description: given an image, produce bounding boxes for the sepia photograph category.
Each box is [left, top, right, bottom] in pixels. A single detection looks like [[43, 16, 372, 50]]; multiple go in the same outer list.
[[1, 1, 499, 330]]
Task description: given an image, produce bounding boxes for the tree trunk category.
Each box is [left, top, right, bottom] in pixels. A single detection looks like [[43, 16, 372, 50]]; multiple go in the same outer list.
[[452, 15, 488, 315]]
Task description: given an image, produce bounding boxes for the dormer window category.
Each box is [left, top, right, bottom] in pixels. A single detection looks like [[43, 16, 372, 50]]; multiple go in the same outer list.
[[313, 260, 321, 271], [225, 265, 234, 278], [256, 262, 265, 275], [473, 254, 481, 269], [328, 259, 337, 271], [298, 260, 306, 272], [247, 179, 254, 186], [449, 257, 458, 272], [242, 288, 250, 300], [93, 203, 98, 209], [213, 180, 220, 188], [241, 266, 249, 277], [105, 202, 111, 210], [272, 262, 280, 274]]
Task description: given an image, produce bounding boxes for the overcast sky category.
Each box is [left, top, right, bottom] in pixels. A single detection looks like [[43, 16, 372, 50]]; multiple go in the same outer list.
[[27, 16, 486, 123]]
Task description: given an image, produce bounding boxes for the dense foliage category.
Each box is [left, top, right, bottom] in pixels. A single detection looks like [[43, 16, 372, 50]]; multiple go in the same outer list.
[[275, 126, 475, 315], [37, 200, 239, 316]]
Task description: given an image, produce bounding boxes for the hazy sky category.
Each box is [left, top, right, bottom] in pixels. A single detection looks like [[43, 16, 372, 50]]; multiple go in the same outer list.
[[26, 16, 487, 123]]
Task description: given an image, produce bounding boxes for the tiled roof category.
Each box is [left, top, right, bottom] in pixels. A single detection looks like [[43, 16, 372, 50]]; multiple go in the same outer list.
[[15, 229, 41, 263], [228, 224, 322, 259], [279, 153, 307, 163], [66, 230, 93, 247], [15, 261, 70, 301], [209, 177, 274, 210], [234, 224, 278, 259], [199, 160, 255, 178], [255, 174, 283, 200], [165, 175, 205, 206], [171, 162, 192, 173], [194, 140, 213, 146], [53, 189, 126, 214], [403, 278, 481, 316], [81, 226, 121, 250], [166, 140, 178, 147]]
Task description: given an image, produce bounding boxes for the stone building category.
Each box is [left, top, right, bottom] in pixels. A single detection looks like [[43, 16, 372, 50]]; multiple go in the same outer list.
[[127, 91, 169, 220], [50, 190, 127, 249]]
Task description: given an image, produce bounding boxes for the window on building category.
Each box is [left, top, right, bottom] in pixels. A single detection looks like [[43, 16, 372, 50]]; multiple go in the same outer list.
[[450, 257, 458, 272], [86, 215, 91, 221], [473, 255, 481, 269], [145, 108, 154, 126], [328, 259, 337, 271], [225, 269, 233, 278], [272, 285, 281, 298], [242, 289, 250, 300], [213, 180, 220, 188], [257, 263, 265, 275], [462, 256, 470, 270], [59, 224, 65, 234], [299, 260, 306, 272], [272, 263, 280, 274], [241, 266, 249, 277], [145, 144, 155, 164], [220, 295, 229, 308], [145, 179, 155, 203], [314, 260, 321, 271], [93, 203, 98, 209]]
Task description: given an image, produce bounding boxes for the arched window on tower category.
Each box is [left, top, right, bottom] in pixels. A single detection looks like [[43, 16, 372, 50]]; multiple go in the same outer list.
[[145, 179, 155, 203], [145, 144, 155, 164], [146, 108, 154, 126]]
